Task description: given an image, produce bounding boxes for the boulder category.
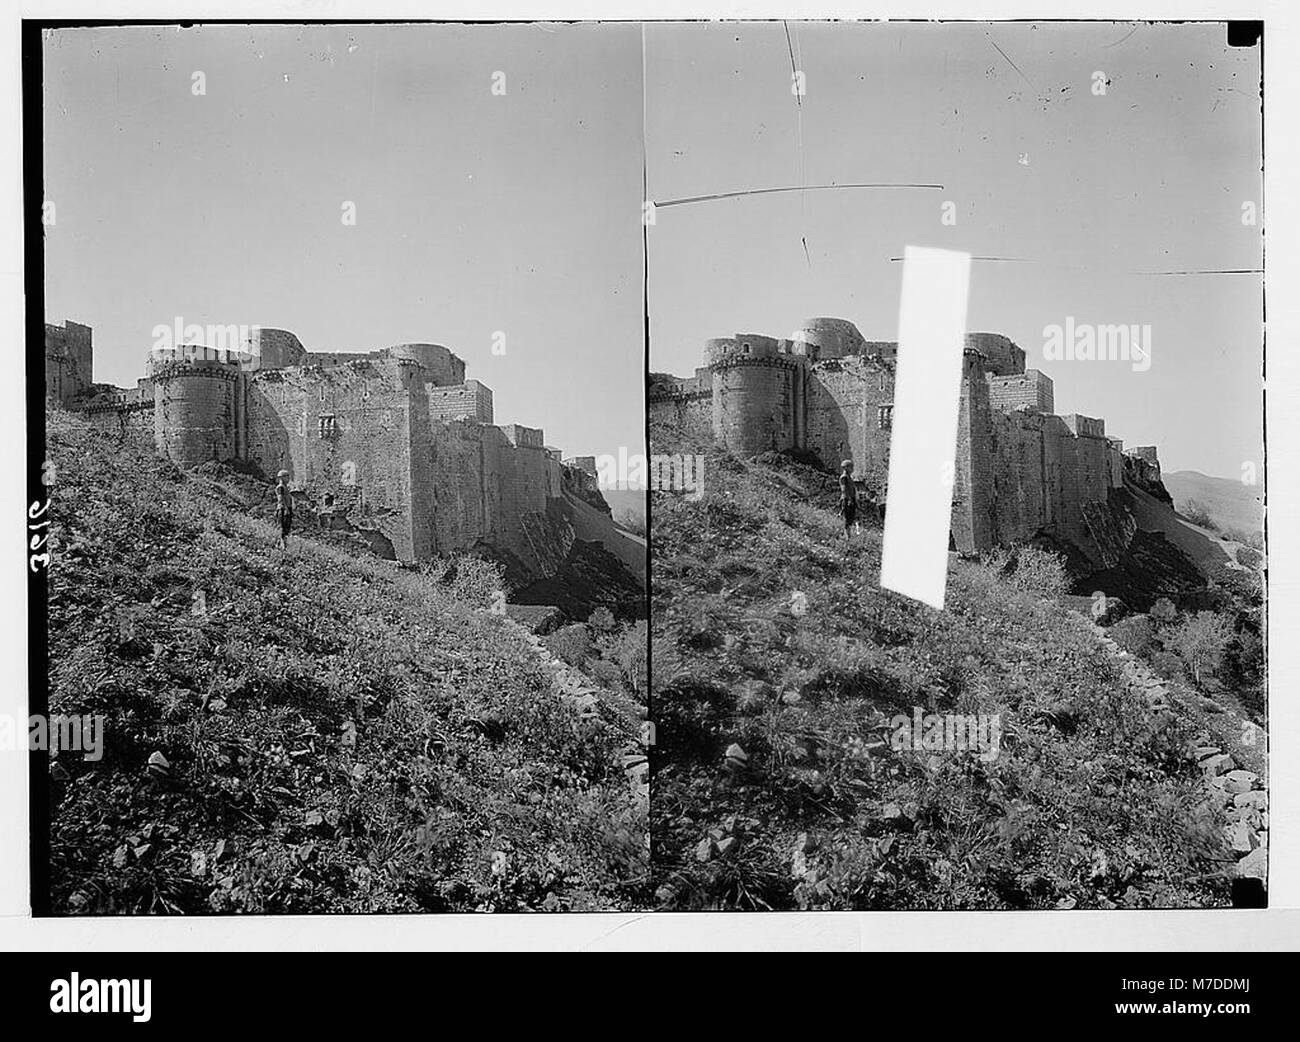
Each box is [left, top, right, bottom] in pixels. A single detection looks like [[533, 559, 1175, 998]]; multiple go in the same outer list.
[[1228, 820, 1261, 857], [1237, 839, 1267, 882], [1222, 769, 1261, 795]]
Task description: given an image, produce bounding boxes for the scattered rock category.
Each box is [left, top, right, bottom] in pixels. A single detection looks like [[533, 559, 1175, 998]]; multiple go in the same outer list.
[[1228, 821, 1261, 857], [1221, 769, 1261, 795], [1226, 805, 1263, 831], [1234, 790, 1268, 812], [723, 743, 748, 772], [1200, 753, 1236, 777], [1237, 839, 1267, 882], [146, 751, 170, 778]]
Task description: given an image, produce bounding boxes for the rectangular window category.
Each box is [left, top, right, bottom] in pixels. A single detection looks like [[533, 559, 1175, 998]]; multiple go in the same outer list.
[[878, 404, 893, 430], [318, 413, 337, 438]]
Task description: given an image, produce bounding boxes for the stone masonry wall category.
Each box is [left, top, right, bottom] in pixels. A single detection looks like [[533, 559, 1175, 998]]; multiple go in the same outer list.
[[45, 321, 94, 406], [244, 361, 417, 558], [648, 391, 713, 442], [804, 357, 893, 495], [428, 379, 494, 423], [988, 369, 1054, 413]]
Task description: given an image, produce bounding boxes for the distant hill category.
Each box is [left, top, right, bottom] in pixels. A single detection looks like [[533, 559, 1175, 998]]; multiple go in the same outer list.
[[601, 488, 647, 531], [1163, 470, 1264, 537]]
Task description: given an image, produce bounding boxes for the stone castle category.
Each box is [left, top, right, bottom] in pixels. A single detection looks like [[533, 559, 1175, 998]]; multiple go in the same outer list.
[[46, 319, 604, 575], [649, 316, 1162, 562]]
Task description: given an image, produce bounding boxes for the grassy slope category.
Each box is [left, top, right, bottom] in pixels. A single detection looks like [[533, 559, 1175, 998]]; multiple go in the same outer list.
[[45, 408, 647, 914], [650, 436, 1232, 911]]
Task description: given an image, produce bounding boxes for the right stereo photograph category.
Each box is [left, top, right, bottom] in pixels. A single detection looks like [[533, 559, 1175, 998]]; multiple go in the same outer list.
[[645, 20, 1266, 912]]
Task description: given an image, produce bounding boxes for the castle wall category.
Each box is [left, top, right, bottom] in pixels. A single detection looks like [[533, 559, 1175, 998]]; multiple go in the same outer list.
[[388, 343, 465, 387], [511, 444, 551, 517], [503, 423, 545, 448], [988, 369, 1054, 413], [78, 378, 156, 437], [648, 391, 712, 442], [45, 321, 94, 405], [545, 454, 563, 499], [243, 327, 306, 370], [1106, 438, 1125, 488], [419, 419, 557, 567], [406, 381, 435, 560], [244, 361, 417, 557], [649, 367, 714, 441], [82, 400, 155, 438], [805, 358, 892, 493], [796, 317, 867, 359], [428, 379, 494, 423], [424, 420, 482, 552], [954, 352, 996, 552], [966, 332, 1025, 376]]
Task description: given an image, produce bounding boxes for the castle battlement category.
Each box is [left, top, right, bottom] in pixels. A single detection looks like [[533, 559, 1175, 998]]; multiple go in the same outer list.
[[151, 359, 243, 381], [650, 315, 1148, 561], [46, 322, 577, 574]]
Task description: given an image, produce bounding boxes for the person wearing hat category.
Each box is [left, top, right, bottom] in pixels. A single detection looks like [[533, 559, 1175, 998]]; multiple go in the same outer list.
[[838, 459, 859, 542], [275, 470, 293, 550]]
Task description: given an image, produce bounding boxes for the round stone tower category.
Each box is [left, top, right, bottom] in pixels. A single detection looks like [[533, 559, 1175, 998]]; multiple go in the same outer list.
[[795, 317, 866, 359], [708, 334, 802, 455], [386, 343, 466, 386], [152, 359, 243, 466], [243, 327, 306, 370]]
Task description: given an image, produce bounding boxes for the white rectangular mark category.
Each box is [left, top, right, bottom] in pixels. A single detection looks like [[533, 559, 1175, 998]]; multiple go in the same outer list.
[[879, 245, 972, 610]]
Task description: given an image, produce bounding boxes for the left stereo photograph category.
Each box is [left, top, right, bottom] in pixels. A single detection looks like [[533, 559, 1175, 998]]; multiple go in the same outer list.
[[27, 21, 649, 915]]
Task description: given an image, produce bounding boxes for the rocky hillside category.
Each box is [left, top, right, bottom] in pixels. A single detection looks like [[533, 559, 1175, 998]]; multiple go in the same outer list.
[[650, 426, 1254, 911], [506, 490, 647, 622], [43, 406, 648, 914]]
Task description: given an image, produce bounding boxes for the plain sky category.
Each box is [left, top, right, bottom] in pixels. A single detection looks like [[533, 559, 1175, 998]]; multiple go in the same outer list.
[[42, 22, 645, 460], [645, 21, 1263, 479]]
